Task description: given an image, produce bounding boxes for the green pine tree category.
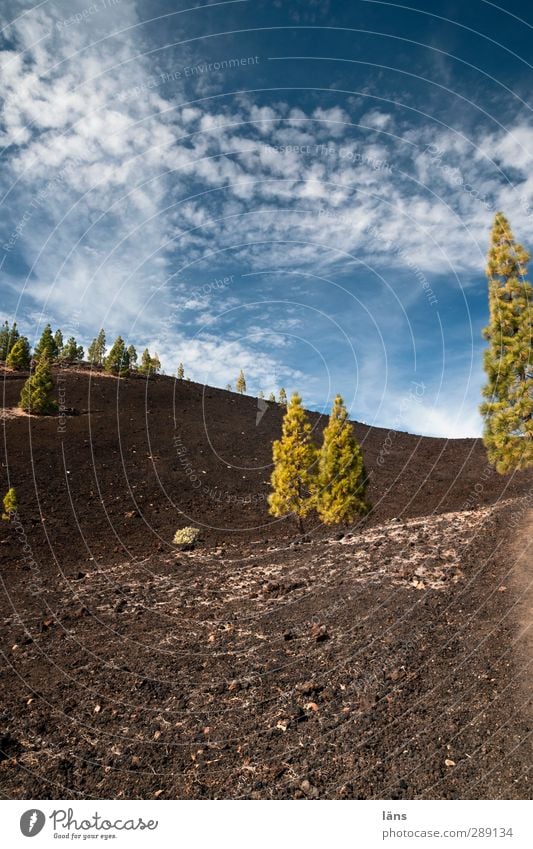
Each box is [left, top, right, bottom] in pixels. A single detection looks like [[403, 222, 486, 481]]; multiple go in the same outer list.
[[316, 394, 369, 525], [480, 213, 533, 472], [104, 336, 129, 376], [2, 487, 18, 520], [236, 369, 246, 394], [268, 392, 317, 532], [0, 321, 9, 361], [60, 336, 84, 362], [127, 345, 138, 369], [19, 354, 58, 415], [88, 329, 106, 366], [54, 329, 63, 351], [6, 336, 31, 370], [177, 363, 185, 380], [138, 348, 160, 376], [34, 324, 58, 362]]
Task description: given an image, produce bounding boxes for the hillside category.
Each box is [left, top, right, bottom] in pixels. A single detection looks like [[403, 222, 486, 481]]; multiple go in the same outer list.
[[0, 366, 530, 569], [0, 366, 531, 799]]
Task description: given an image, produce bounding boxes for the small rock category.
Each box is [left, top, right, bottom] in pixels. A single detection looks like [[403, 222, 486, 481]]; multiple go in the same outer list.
[[310, 623, 329, 642]]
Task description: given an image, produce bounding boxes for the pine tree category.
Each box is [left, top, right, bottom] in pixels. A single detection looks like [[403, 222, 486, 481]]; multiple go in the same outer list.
[[19, 354, 58, 415], [268, 392, 317, 532], [236, 369, 246, 394], [177, 363, 185, 380], [258, 390, 264, 399], [316, 394, 369, 525], [480, 212, 533, 472], [268, 392, 275, 402], [138, 348, 160, 376], [6, 336, 31, 370], [127, 345, 138, 369], [225, 383, 232, 391], [2, 487, 18, 520], [0, 321, 9, 361], [60, 337, 84, 362], [104, 336, 130, 376], [34, 324, 58, 361], [278, 387, 287, 407], [54, 329, 63, 351], [7, 322, 20, 357], [88, 329, 106, 366]]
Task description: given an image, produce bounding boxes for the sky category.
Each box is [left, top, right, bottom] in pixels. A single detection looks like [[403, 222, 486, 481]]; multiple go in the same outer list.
[[1, 0, 532, 437]]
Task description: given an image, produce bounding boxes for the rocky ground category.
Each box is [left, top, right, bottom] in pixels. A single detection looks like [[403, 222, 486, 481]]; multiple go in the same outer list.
[[0, 367, 531, 798]]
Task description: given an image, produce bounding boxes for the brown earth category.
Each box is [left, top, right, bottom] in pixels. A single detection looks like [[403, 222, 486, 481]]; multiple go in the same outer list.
[[0, 365, 531, 799]]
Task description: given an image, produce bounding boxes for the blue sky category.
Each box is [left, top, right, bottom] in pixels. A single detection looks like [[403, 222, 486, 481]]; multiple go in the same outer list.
[[1, 0, 532, 436]]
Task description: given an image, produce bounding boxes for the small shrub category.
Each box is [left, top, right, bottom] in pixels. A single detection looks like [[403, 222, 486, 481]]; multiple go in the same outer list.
[[2, 487, 18, 520], [173, 526, 201, 549]]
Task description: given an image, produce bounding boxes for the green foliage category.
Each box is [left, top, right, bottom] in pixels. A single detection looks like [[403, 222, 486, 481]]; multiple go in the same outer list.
[[480, 213, 533, 472], [88, 329, 106, 366], [0, 321, 21, 362], [278, 387, 287, 407], [19, 354, 58, 415], [236, 369, 246, 394], [54, 329, 63, 351], [315, 394, 369, 524], [6, 336, 31, 370], [60, 336, 84, 363], [0, 321, 9, 361], [176, 363, 185, 379], [138, 348, 160, 376], [173, 526, 201, 549], [2, 487, 18, 520], [268, 392, 317, 531], [34, 324, 58, 362], [104, 336, 130, 376], [127, 345, 138, 368]]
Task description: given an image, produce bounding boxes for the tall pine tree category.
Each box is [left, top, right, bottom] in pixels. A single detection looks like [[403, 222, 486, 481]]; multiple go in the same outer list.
[[88, 329, 106, 366], [480, 213, 533, 472], [104, 336, 130, 376], [268, 392, 317, 532], [236, 369, 246, 394], [316, 394, 368, 525], [34, 324, 58, 362]]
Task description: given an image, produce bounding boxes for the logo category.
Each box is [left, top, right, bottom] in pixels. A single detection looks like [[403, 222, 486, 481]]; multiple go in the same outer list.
[[20, 809, 46, 837]]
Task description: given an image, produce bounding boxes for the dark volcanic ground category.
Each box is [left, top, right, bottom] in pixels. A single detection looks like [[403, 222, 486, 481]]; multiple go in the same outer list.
[[0, 366, 531, 799]]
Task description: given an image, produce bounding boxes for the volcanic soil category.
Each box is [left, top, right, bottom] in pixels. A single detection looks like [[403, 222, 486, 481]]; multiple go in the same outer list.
[[0, 366, 531, 799]]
